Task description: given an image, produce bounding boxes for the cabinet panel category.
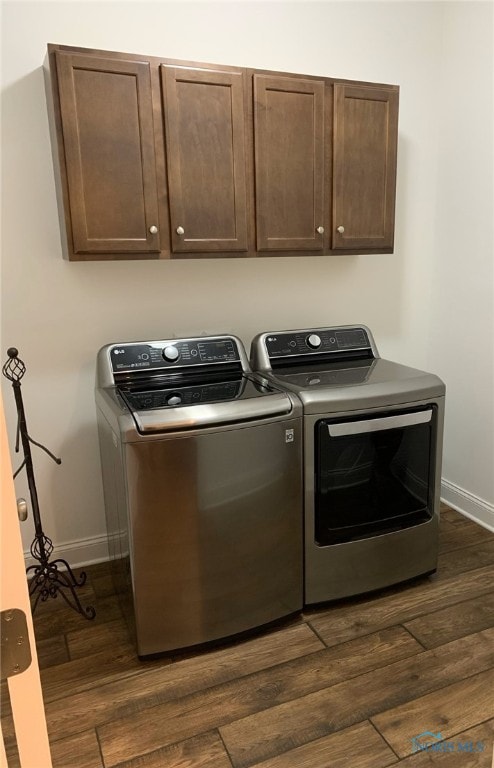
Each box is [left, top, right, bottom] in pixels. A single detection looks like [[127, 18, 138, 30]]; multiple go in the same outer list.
[[162, 66, 248, 253], [55, 52, 160, 255], [332, 84, 399, 251], [254, 76, 325, 251], [46, 45, 400, 260]]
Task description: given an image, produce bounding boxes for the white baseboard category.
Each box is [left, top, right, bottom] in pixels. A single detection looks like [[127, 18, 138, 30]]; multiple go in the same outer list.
[[441, 479, 494, 533], [24, 533, 109, 570]]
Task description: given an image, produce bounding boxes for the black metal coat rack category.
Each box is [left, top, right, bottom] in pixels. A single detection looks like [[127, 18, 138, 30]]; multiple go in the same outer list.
[[2, 348, 95, 620]]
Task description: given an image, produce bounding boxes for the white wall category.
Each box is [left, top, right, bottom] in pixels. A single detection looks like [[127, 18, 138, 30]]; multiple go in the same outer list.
[[428, 1, 494, 526], [1, 1, 492, 563]]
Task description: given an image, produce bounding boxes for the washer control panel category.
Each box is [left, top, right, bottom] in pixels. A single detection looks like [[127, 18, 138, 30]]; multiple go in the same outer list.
[[111, 337, 240, 374], [265, 327, 371, 359]]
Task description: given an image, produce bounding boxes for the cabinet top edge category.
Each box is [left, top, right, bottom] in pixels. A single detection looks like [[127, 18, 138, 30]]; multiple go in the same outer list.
[[45, 43, 399, 90]]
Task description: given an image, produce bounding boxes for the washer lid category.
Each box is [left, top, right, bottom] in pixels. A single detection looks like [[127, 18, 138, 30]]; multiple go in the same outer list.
[[266, 358, 445, 414], [119, 375, 294, 433]]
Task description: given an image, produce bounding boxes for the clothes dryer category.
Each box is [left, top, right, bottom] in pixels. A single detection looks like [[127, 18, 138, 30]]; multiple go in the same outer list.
[[251, 325, 445, 604]]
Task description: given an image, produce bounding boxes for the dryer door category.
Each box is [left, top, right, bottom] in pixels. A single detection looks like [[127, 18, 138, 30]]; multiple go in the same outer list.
[[315, 406, 437, 545]]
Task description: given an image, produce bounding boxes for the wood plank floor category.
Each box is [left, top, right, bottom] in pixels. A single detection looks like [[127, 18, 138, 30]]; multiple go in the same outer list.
[[3, 504, 494, 767]]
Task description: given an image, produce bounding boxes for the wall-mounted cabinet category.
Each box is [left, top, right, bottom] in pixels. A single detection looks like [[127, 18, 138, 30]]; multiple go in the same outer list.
[[162, 65, 249, 254], [44, 45, 399, 261], [254, 75, 325, 252], [52, 51, 161, 257], [332, 84, 399, 252]]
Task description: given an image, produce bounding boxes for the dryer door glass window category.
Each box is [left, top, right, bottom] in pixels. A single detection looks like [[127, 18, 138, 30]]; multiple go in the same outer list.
[[315, 407, 436, 545]]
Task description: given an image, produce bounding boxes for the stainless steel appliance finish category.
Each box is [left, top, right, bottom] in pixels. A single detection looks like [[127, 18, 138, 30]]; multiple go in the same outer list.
[[251, 325, 445, 605], [96, 335, 303, 656]]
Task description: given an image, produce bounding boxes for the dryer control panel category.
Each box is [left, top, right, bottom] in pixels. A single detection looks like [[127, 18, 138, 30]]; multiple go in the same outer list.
[[250, 325, 379, 372], [265, 327, 372, 359]]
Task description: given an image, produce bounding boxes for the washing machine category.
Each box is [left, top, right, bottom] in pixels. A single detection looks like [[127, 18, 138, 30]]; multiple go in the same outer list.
[[95, 334, 303, 656], [250, 325, 445, 604]]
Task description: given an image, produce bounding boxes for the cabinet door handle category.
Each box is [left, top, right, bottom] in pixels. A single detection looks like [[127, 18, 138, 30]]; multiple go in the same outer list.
[[176, 226, 185, 236], [316, 226, 324, 234], [336, 225, 345, 234], [149, 225, 158, 234]]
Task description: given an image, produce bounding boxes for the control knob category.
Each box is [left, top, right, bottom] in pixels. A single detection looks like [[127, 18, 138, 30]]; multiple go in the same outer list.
[[162, 345, 179, 362], [167, 393, 182, 406], [307, 334, 322, 349]]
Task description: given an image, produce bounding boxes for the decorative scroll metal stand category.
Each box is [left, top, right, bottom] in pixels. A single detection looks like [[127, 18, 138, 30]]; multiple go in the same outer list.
[[2, 348, 95, 620]]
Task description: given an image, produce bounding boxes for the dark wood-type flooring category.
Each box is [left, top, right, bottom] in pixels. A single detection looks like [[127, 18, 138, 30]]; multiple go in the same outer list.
[[3, 504, 494, 767]]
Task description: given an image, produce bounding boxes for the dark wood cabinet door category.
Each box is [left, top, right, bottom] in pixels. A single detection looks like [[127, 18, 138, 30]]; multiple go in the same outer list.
[[55, 52, 161, 255], [332, 84, 399, 251], [162, 66, 248, 253], [254, 75, 325, 251]]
